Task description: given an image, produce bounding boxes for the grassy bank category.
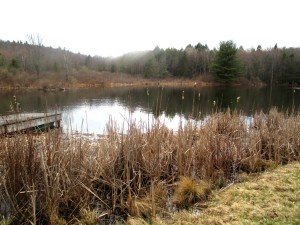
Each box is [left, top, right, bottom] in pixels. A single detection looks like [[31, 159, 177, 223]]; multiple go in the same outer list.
[[129, 162, 300, 225], [0, 108, 300, 224]]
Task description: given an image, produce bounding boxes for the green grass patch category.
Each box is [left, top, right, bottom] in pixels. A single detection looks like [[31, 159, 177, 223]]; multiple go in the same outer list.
[[129, 163, 300, 225]]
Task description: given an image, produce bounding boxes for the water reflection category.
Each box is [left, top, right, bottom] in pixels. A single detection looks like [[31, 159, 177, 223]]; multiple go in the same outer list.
[[62, 101, 188, 134], [0, 86, 299, 134]]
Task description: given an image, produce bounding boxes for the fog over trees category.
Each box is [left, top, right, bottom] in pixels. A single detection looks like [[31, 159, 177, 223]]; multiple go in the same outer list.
[[1, 39, 300, 85]]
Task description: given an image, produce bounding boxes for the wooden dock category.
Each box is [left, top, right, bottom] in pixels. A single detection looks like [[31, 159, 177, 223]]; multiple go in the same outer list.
[[0, 113, 62, 135]]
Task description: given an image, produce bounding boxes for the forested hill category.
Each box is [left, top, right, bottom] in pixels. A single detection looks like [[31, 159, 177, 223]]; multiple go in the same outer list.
[[1, 39, 300, 85]]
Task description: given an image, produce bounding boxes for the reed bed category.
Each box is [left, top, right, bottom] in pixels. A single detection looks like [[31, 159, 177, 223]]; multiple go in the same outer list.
[[0, 108, 300, 224]]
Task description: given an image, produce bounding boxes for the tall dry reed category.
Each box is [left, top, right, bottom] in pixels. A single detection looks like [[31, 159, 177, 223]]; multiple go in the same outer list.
[[0, 108, 300, 224]]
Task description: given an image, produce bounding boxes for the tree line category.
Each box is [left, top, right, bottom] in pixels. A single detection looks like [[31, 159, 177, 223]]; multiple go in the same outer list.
[[1, 37, 300, 85]]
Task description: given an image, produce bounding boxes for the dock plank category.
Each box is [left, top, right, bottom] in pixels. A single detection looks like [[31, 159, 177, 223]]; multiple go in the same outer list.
[[0, 113, 62, 135]]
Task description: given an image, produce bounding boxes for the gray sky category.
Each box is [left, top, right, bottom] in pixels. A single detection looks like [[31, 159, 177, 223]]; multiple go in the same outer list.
[[1, 0, 299, 57]]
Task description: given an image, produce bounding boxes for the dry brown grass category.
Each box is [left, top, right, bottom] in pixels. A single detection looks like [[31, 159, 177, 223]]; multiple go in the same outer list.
[[172, 177, 211, 209], [130, 182, 168, 219], [0, 70, 145, 90], [0, 108, 300, 224], [0, 70, 213, 90]]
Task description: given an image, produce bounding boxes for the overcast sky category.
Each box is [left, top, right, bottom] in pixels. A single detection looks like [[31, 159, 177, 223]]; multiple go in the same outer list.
[[1, 0, 299, 57]]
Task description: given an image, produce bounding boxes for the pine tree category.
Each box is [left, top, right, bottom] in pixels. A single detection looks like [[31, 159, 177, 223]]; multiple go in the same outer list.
[[212, 40, 241, 82]]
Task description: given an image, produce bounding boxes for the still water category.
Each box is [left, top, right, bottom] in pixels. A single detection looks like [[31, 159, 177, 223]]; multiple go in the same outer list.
[[0, 86, 299, 134]]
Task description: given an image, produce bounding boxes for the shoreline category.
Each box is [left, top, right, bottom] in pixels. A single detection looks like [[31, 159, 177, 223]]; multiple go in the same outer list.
[[0, 76, 267, 91]]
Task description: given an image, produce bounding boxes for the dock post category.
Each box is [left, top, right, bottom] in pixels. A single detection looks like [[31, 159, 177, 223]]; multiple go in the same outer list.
[[57, 120, 61, 128]]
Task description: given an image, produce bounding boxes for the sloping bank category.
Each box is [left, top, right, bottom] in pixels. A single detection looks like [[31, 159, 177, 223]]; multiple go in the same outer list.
[[128, 162, 300, 225]]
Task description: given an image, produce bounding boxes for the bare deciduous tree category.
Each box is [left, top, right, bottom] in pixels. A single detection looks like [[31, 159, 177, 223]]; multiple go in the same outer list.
[[63, 48, 71, 81], [27, 34, 43, 76]]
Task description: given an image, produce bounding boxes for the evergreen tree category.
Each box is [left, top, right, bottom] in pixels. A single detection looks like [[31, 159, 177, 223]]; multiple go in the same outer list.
[[212, 40, 241, 82], [10, 58, 20, 69], [0, 53, 7, 67]]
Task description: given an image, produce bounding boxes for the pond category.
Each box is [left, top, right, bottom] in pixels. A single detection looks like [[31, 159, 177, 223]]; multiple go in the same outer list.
[[0, 86, 299, 134]]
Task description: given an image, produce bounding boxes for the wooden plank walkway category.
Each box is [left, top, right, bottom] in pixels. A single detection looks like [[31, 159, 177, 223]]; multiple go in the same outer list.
[[0, 113, 62, 135]]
